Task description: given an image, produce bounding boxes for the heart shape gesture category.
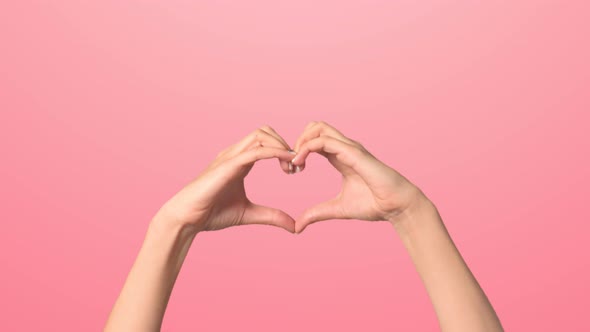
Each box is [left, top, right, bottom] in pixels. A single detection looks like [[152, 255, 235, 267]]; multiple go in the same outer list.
[[154, 121, 422, 234], [109, 121, 505, 332]]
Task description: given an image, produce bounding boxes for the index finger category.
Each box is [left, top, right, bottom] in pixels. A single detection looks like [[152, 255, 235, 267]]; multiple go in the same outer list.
[[229, 146, 296, 169]]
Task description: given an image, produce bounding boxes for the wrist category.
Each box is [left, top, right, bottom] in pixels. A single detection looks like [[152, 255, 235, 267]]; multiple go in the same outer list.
[[389, 193, 442, 240], [151, 203, 204, 234], [148, 213, 201, 245], [144, 216, 199, 274]]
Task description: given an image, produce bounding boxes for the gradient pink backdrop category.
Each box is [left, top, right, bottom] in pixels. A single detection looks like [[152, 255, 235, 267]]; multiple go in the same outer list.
[[1, 1, 589, 331]]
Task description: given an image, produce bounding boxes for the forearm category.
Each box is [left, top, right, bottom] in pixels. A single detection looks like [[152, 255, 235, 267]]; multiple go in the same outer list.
[[105, 218, 197, 332], [392, 196, 503, 332]]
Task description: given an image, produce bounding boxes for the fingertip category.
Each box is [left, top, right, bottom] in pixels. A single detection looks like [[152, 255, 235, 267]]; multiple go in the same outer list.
[[271, 213, 295, 233], [291, 152, 305, 166], [280, 160, 292, 174], [273, 222, 295, 233], [287, 149, 297, 174], [283, 224, 296, 234], [295, 218, 310, 234], [297, 223, 309, 234], [272, 220, 296, 234], [280, 149, 297, 161]]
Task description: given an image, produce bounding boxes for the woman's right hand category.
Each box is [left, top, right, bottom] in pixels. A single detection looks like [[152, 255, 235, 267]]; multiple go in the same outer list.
[[153, 126, 297, 234], [291, 121, 428, 233]]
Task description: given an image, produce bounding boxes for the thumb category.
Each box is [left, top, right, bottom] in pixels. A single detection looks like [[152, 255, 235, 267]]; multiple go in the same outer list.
[[241, 203, 296, 233], [296, 198, 344, 234]]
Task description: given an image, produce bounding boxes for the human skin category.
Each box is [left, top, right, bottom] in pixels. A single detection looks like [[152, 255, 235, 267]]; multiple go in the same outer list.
[[104, 122, 503, 332]]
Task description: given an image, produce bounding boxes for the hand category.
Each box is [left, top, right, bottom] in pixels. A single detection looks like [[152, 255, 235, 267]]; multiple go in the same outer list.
[[291, 121, 425, 233], [109, 122, 503, 332], [153, 126, 297, 233]]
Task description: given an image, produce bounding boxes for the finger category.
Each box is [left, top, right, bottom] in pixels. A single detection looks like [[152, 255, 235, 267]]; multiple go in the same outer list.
[[293, 121, 358, 172], [291, 135, 363, 170], [229, 146, 295, 170], [259, 125, 291, 150], [292, 135, 388, 192], [259, 125, 296, 174], [293, 121, 357, 153], [225, 128, 292, 173], [296, 198, 345, 233], [242, 203, 296, 233], [289, 122, 322, 173], [292, 121, 320, 155], [230, 128, 287, 155]]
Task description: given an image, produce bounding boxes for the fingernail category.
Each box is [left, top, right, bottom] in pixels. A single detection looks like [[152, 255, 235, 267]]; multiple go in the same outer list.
[[288, 150, 297, 170], [294, 165, 302, 173]]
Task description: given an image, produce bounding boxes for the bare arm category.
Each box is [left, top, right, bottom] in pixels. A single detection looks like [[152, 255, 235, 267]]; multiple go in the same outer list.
[[392, 196, 503, 331], [103, 219, 197, 331], [104, 121, 503, 331], [104, 126, 297, 331], [291, 121, 503, 332]]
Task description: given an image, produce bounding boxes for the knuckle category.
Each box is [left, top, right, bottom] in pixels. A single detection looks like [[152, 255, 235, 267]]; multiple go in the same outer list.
[[253, 129, 266, 141], [306, 121, 318, 129], [350, 139, 363, 148], [259, 125, 272, 132], [317, 120, 327, 127], [319, 121, 334, 130]]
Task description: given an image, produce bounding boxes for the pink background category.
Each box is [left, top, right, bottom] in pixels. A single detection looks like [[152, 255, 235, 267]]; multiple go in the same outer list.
[[1, 1, 589, 331]]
